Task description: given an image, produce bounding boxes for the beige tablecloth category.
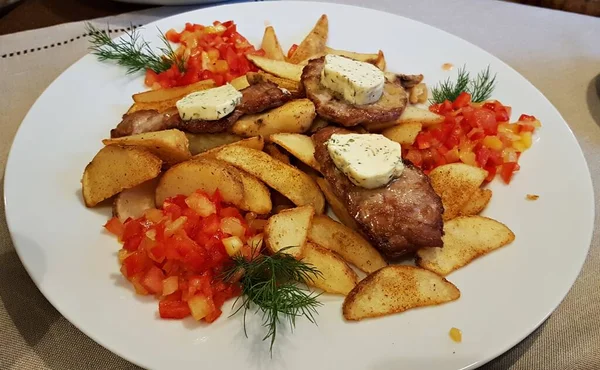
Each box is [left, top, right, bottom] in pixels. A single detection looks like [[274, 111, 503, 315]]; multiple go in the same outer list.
[[1, 1, 599, 369]]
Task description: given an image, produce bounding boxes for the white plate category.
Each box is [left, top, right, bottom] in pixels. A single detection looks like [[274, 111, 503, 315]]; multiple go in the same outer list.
[[112, 0, 230, 5], [4, 2, 594, 370]]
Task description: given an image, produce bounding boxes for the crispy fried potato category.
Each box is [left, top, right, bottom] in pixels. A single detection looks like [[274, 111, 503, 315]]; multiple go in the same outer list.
[[227, 166, 272, 214], [308, 116, 329, 133], [302, 242, 358, 295], [102, 129, 191, 166], [323, 47, 386, 71], [155, 158, 243, 207], [374, 50, 386, 71], [429, 163, 488, 220], [127, 97, 180, 114], [314, 178, 358, 230], [264, 143, 291, 164], [261, 26, 285, 61], [196, 136, 265, 159], [215, 146, 325, 213], [459, 188, 492, 216], [82, 145, 162, 207], [185, 132, 242, 155], [363, 106, 444, 132], [269, 133, 319, 171], [132, 79, 215, 103], [230, 75, 250, 90], [343, 266, 460, 320], [264, 206, 315, 258], [231, 99, 316, 137], [247, 54, 304, 81], [416, 216, 515, 276], [246, 72, 304, 97], [288, 14, 328, 64], [382, 122, 422, 145], [308, 215, 386, 274], [408, 83, 428, 104], [113, 178, 158, 222]]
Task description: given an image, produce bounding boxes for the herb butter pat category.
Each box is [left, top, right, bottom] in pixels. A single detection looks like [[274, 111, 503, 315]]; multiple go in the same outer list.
[[176, 84, 242, 121], [327, 133, 404, 189], [320, 54, 385, 105]]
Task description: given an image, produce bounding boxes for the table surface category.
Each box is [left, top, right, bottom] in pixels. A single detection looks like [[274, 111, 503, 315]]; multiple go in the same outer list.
[[1, 1, 599, 369]]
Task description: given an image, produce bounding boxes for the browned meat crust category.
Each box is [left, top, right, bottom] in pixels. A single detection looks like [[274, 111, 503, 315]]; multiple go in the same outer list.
[[397, 74, 424, 89], [301, 57, 408, 127], [313, 126, 444, 260], [111, 82, 291, 137]]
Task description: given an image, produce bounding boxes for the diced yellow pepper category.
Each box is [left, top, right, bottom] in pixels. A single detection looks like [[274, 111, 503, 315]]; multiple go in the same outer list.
[[482, 136, 504, 151], [520, 132, 532, 149], [460, 150, 477, 166], [513, 140, 527, 152]]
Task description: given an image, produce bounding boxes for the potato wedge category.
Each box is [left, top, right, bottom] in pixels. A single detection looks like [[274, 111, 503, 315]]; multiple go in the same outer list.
[[302, 242, 358, 295], [364, 106, 444, 132], [314, 178, 358, 230], [264, 143, 291, 164], [132, 79, 215, 103], [288, 15, 328, 64], [196, 136, 265, 159], [215, 146, 325, 213], [269, 133, 319, 171], [127, 97, 180, 114], [323, 47, 385, 71], [416, 216, 515, 276], [374, 50, 386, 71], [261, 26, 285, 61], [185, 132, 242, 155], [155, 158, 244, 207], [113, 178, 158, 222], [382, 122, 423, 146], [227, 166, 272, 214], [230, 75, 250, 90], [342, 266, 460, 320], [82, 145, 162, 207], [246, 54, 304, 81], [102, 129, 191, 166], [308, 215, 386, 274], [459, 188, 492, 216], [231, 99, 316, 137], [264, 206, 315, 258], [429, 163, 488, 220], [246, 71, 304, 98]]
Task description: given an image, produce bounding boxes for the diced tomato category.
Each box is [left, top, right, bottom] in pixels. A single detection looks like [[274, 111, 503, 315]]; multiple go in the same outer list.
[[142, 266, 165, 294], [159, 300, 191, 319], [165, 28, 182, 43], [484, 165, 497, 182], [476, 147, 491, 167], [104, 217, 125, 239], [518, 114, 536, 122], [287, 44, 299, 59], [500, 162, 518, 184], [122, 251, 152, 278], [453, 92, 471, 109]]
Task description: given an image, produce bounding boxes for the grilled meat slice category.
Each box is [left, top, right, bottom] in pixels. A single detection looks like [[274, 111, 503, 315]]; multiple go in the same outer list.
[[313, 127, 444, 259], [110, 82, 291, 137], [301, 57, 408, 127]]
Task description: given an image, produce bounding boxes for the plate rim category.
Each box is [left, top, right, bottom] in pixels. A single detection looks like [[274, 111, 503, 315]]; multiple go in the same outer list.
[[3, 2, 596, 369]]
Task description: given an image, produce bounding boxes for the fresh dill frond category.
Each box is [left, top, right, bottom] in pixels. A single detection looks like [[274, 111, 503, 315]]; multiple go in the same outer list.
[[85, 23, 181, 74], [156, 27, 186, 73], [430, 65, 497, 104], [223, 247, 322, 353]]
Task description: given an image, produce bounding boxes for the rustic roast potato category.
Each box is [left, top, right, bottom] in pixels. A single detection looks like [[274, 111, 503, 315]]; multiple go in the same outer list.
[[308, 215, 386, 274], [363, 106, 444, 132], [132, 79, 215, 103], [228, 165, 272, 215], [229, 75, 250, 90], [288, 14, 328, 64], [215, 146, 325, 213], [246, 71, 304, 98], [268, 133, 319, 171], [113, 178, 158, 222], [342, 266, 460, 321], [416, 216, 515, 276], [231, 99, 316, 137], [382, 122, 423, 145], [261, 26, 286, 61], [82, 145, 162, 207], [102, 129, 191, 166], [127, 97, 180, 114], [302, 242, 358, 295], [429, 163, 488, 220], [323, 47, 386, 71], [196, 136, 265, 158], [264, 143, 291, 164], [155, 158, 244, 207], [314, 178, 358, 230], [264, 206, 315, 258], [246, 54, 304, 81], [185, 132, 242, 155], [459, 188, 493, 216]]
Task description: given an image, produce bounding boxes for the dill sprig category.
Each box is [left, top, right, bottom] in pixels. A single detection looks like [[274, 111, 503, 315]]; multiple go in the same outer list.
[[223, 246, 322, 352], [85, 23, 184, 74], [430, 65, 497, 104]]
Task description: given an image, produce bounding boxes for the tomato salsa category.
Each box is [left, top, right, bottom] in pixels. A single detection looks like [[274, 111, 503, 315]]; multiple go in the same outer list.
[[403, 92, 541, 184], [104, 190, 263, 322], [145, 20, 265, 89]]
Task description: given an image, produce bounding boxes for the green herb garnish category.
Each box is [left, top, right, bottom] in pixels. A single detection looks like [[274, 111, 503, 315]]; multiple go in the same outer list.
[[223, 246, 322, 353], [430, 65, 497, 104], [85, 23, 185, 74]]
